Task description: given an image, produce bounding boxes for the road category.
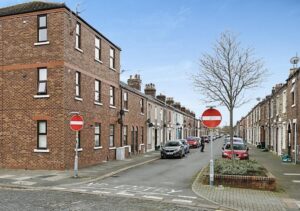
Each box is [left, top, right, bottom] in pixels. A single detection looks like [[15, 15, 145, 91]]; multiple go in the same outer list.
[[58, 138, 225, 209], [0, 188, 214, 211], [0, 139, 225, 210]]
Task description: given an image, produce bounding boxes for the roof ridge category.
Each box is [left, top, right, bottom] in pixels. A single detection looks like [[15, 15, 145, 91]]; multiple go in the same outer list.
[[0, 1, 65, 17]]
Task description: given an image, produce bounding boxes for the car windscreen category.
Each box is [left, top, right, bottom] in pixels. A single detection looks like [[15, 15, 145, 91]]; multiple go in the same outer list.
[[225, 144, 247, 150], [165, 141, 180, 147]]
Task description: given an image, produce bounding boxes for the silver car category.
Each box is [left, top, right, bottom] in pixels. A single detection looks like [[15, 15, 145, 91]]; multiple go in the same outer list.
[[179, 139, 190, 154], [161, 140, 185, 159]]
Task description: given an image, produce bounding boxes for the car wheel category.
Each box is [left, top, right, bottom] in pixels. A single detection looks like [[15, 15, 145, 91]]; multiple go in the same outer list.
[[161, 154, 165, 159]]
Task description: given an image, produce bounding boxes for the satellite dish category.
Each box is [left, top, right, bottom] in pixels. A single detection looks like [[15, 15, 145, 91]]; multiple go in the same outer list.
[[290, 56, 299, 65]]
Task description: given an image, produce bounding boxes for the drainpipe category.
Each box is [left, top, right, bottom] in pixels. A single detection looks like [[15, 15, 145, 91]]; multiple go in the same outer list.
[[268, 97, 271, 150]]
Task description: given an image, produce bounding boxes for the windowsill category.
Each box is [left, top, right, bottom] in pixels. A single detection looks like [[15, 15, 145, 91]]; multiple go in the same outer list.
[[109, 147, 116, 150], [33, 95, 50, 99], [95, 59, 103, 64], [109, 105, 116, 109], [75, 97, 83, 101], [109, 67, 117, 72], [124, 109, 129, 112], [140, 113, 145, 116], [124, 145, 130, 148], [75, 148, 83, 152], [34, 149, 49, 153], [292, 104, 296, 108], [75, 47, 83, 53], [94, 102, 103, 106], [94, 146, 103, 150], [34, 41, 50, 46], [139, 144, 145, 146]]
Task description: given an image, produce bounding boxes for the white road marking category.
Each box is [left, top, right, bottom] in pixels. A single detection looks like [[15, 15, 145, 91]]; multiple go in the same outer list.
[[178, 195, 197, 199], [167, 189, 182, 194], [51, 187, 66, 190], [296, 201, 300, 209], [92, 190, 111, 194], [292, 180, 300, 183], [70, 189, 87, 192], [142, 195, 163, 200], [14, 176, 32, 180], [116, 192, 135, 196], [43, 175, 69, 181], [284, 173, 300, 176], [0, 175, 15, 179], [172, 199, 193, 203], [12, 181, 36, 186]]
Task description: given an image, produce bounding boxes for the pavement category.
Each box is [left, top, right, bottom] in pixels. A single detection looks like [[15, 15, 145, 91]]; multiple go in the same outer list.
[[0, 144, 300, 211], [0, 151, 161, 188], [192, 144, 300, 211]]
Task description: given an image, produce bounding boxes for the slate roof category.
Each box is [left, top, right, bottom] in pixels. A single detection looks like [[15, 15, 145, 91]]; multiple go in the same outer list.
[[0, 1, 65, 17]]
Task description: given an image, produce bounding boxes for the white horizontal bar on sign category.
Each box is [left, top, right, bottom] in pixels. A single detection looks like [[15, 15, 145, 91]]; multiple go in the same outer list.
[[70, 121, 84, 125], [202, 116, 221, 121]]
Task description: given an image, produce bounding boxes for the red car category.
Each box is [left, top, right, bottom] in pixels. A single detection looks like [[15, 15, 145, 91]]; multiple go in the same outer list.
[[187, 137, 200, 148], [222, 142, 249, 160]]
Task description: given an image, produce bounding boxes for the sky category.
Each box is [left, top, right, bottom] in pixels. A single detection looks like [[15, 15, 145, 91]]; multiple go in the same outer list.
[[1, 0, 300, 126]]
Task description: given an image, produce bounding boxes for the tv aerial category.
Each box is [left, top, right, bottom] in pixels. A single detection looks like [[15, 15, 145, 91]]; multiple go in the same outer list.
[[290, 54, 299, 68]]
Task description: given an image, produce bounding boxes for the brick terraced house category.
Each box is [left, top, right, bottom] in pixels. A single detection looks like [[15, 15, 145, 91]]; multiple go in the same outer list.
[[0, 1, 122, 169], [0, 1, 201, 170], [237, 67, 300, 163]]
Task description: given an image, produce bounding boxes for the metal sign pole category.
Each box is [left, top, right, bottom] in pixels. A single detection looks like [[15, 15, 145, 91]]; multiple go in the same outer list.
[[209, 128, 214, 187], [74, 131, 79, 178]]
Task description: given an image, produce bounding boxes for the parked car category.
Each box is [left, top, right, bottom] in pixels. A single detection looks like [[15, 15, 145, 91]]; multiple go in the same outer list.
[[187, 137, 200, 148], [201, 135, 210, 143], [179, 139, 190, 153], [161, 140, 185, 159], [223, 137, 245, 146], [222, 142, 249, 160]]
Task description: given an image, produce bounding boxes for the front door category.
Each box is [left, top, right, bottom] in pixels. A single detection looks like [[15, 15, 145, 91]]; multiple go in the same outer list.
[[135, 127, 139, 153], [155, 129, 158, 150], [131, 127, 134, 154]]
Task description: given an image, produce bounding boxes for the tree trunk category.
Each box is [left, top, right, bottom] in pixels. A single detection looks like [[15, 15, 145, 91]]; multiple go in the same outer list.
[[230, 107, 235, 165]]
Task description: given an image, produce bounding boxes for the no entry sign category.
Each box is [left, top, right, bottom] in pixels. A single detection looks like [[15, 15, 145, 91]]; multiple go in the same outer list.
[[70, 115, 84, 131], [201, 108, 222, 128]]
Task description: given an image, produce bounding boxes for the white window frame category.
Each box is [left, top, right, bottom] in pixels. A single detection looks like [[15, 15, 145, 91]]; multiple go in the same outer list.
[[75, 22, 81, 49], [75, 72, 81, 97], [95, 36, 101, 61], [110, 86, 115, 106], [282, 90, 287, 113], [109, 124, 115, 147], [94, 123, 101, 147], [109, 48, 115, 69], [38, 14, 47, 42], [37, 68, 47, 95], [37, 120, 47, 149], [95, 80, 101, 103]]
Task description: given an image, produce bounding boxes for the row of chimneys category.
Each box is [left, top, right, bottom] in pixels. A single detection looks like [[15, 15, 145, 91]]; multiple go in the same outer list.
[[127, 74, 195, 117]]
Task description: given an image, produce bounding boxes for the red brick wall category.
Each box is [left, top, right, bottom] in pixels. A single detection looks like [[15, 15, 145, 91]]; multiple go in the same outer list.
[[121, 87, 147, 155], [0, 8, 122, 169]]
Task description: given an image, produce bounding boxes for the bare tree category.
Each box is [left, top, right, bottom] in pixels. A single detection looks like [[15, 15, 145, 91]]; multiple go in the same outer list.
[[193, 31, 266, 162]]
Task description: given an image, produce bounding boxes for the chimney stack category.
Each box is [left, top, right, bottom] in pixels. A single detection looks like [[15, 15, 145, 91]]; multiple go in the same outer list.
[[181, 106, 186, 112], [156, 93, 166, 103], [272, 83, 284, 93], [144, 83, 156, 97], [289, 68, 298, 77], [127, 74, 142, 91], [166, 97, 174, 105], [173, 102, 181, 110]]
